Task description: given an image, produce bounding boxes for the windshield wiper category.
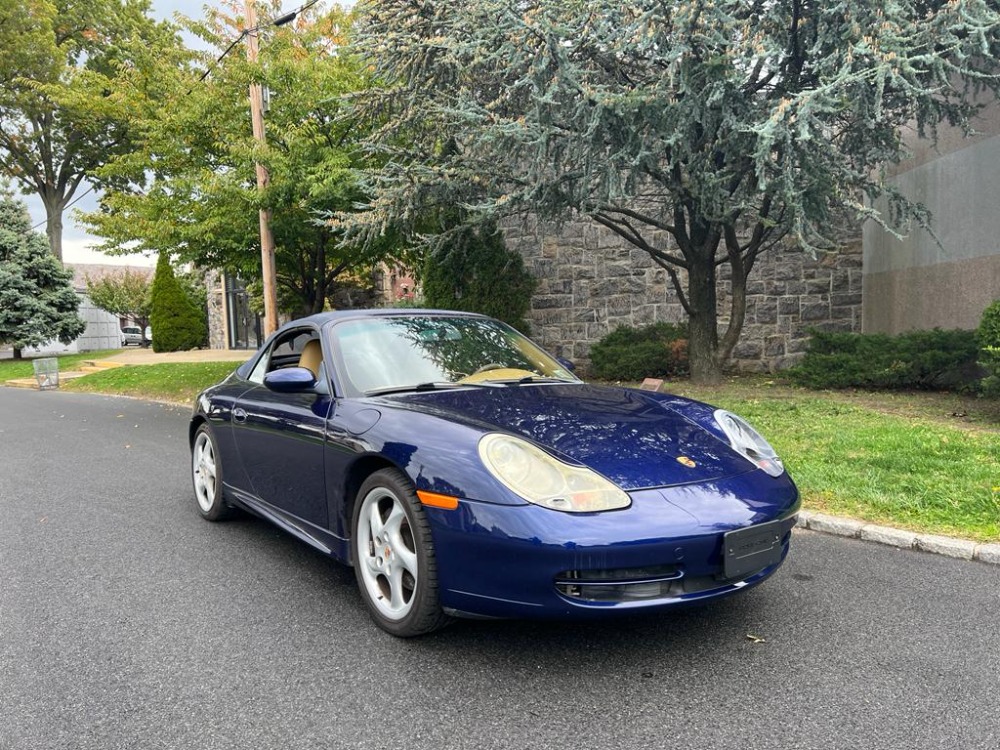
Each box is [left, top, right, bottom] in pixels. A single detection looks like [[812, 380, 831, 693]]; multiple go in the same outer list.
[[365, 382, 465, 396], [489, 375, 578, 385]]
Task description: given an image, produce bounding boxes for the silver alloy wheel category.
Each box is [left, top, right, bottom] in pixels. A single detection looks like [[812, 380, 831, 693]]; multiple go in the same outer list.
[[192, 431, 217, 512], [356, 487, 419, 621]]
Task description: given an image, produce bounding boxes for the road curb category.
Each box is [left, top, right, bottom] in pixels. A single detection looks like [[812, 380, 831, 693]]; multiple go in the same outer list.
[[797, 510, 1000, 565]]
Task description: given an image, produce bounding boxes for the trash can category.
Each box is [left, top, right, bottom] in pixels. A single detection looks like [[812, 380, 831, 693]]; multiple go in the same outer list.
[[32, 358, 59, 390]]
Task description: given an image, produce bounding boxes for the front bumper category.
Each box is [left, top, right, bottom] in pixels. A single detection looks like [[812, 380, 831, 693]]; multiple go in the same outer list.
[[425, 471, 800, 620]]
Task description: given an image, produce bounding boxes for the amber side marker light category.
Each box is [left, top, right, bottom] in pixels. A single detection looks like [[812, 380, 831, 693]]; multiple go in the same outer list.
[[416, 490, 460, 510]]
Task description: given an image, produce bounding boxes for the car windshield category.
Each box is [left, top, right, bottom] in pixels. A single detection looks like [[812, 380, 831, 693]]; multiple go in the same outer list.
[[330, 315, 580, 396]]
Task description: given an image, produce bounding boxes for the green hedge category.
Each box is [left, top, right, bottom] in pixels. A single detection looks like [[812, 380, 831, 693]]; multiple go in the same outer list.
[[977, 299, 1000, 397], [788, 328, 981, 391], [589, 322, 688, 381]]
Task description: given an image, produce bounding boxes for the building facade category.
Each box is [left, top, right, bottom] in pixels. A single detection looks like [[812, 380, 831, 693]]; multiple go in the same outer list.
[[863, 108, 1000, 334], [205, 270, 264, 351], [72, 293, 122, 352]]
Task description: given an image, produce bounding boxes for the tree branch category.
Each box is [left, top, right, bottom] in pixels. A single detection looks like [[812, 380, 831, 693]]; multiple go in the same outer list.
[[592, 211, 688, 269], [597, 204, 676, 234]]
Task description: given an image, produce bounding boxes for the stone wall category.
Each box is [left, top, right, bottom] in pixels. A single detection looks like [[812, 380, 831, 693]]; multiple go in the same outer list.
[[205, 269, 227, 350], [504, 216, 862, 373]]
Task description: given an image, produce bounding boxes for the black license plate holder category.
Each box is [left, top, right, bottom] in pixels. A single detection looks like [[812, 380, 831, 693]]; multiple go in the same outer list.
[[723, 520, 785, 580]]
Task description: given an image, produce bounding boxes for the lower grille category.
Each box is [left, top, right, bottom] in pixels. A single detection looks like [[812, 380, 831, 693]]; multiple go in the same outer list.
[[554, 561, 783, 603], [554, 564, 683, 602]]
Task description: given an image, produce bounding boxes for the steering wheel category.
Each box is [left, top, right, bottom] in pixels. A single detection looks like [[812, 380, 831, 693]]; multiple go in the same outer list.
[[459, 365, 538, 384]]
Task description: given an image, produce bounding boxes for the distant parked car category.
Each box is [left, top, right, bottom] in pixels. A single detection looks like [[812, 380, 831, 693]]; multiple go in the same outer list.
[[143, 326, 152, 347], [121, 326, 143, 346]]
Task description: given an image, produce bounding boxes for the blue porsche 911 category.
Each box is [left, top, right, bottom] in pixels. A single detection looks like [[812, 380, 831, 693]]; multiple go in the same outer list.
[[190, 310, 799, 636]]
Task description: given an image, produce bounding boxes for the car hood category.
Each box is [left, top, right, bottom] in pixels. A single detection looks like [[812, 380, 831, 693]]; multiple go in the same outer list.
[[388, 384, 754, 491]]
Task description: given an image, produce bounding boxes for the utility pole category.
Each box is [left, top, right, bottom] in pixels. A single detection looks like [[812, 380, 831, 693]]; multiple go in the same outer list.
[[244, 0, 279, 337]]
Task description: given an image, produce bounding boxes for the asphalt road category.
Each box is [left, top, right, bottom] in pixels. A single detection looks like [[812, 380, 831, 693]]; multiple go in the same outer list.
[[1, 388, 998, 750]]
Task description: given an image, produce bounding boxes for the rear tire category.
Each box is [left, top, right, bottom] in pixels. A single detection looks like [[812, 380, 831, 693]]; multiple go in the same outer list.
[[191, 424, 234, 521], [351, 469, 450, 637]]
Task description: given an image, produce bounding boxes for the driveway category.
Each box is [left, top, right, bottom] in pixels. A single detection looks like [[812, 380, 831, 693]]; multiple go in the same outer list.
[[1, 388, 998, 750]]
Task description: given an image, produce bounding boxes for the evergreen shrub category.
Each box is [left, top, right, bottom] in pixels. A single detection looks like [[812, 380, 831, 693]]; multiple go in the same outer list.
[[977, 299, 1000, 397], [788, 328, 981, 391], [149, 253, 207, 352], [589, 322, 689, 381], [0, 194, 85, 355], [422, 221, 536, 333]]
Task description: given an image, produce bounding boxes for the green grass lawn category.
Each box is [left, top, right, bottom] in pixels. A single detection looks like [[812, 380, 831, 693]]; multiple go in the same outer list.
[[44, 363, 1000, 543], [0, 350, 120, 381], [62, 361, 239, 403], [669, 378, 1000, 542]]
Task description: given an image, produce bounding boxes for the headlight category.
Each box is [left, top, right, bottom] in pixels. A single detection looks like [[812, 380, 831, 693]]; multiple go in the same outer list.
[[478, 434, 631, 513], [714, 409, 785, 477]]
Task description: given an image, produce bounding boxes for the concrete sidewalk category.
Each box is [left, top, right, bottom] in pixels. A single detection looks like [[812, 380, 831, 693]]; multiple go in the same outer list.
[[104, 348, 252, 365]]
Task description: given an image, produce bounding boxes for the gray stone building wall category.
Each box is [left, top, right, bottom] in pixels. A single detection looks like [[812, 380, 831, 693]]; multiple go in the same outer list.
[[505, 216, 862, 374], [205, 269, 227, 350]]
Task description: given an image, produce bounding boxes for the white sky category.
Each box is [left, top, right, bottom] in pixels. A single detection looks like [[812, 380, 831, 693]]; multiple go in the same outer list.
[[24, 1, 351, 267]]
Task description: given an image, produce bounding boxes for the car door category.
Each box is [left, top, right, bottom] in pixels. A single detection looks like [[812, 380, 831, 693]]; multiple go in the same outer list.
[[231, 327, 333, 529]]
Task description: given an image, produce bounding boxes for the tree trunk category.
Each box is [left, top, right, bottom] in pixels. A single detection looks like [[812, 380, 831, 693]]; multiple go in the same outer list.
[[42, 194, 64, 262], [685, 258, 723, 385], [13, 347, 23, 360], [717, 225, 752, 366]]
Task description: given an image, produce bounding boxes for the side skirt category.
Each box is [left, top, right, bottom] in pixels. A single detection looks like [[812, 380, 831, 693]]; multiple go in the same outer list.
[[225, 483, 351, 564]]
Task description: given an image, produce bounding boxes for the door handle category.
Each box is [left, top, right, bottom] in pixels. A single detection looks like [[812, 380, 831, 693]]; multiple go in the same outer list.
[[232, 407, 248, 424]]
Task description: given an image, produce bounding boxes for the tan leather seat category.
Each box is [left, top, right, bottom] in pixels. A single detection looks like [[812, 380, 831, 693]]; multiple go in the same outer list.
[[298, 339, 323, 378]]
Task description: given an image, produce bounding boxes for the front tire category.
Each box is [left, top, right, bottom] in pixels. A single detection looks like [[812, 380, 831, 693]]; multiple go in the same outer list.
[[351, 469, 449, 637], [191, 424, 234, 521]]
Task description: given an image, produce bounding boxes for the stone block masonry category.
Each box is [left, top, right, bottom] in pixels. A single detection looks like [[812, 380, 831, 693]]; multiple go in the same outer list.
[[205, 269, 227, 350], [504, 216, 862, 374]]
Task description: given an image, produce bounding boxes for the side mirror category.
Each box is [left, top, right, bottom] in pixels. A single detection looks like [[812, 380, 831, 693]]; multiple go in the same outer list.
[[556, 357, 576, 372], [264, 367, 317, 393]]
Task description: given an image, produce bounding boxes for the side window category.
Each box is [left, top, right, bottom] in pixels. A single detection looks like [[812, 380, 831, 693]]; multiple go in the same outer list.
[[270, 332, 310, 370], [248, 328, 329, 392], [247, 351, 269, 384]]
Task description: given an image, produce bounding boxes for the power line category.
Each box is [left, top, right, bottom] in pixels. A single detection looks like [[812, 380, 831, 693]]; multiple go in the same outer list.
[[38, 2, 327, 233], [30, 185, 95, 232], [190, 30, 249, 92], [189, 0, 324, 91], [274, 0, 322, 27]]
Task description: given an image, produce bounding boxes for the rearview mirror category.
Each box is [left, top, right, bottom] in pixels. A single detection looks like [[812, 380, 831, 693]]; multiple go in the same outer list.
[[264, 367, 317, 393]]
